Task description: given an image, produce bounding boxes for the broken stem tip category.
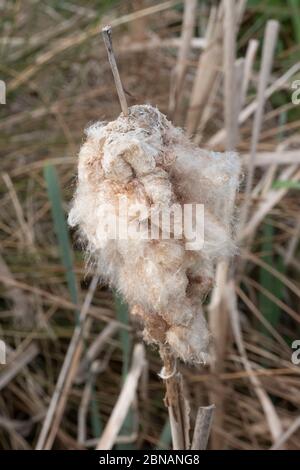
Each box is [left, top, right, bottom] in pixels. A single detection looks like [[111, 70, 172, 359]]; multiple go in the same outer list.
[[101, 25, 129, 116]]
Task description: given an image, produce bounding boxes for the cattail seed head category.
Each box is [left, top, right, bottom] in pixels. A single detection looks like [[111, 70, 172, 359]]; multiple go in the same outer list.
[[69, 105, 240, 364]]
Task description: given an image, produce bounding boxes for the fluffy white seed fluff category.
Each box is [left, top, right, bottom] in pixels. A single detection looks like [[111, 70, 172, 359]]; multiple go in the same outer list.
[[69, 105, 240, 364]]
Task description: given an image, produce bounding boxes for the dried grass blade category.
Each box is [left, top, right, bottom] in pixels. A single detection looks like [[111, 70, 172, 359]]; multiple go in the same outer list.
[[96, 343, 145, 450], [240, 20, 279, 230]]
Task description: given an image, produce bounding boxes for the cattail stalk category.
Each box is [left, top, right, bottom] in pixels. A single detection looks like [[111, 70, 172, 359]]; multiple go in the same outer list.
[[102, 25, 128, 116], [68, 24, 240, 450]]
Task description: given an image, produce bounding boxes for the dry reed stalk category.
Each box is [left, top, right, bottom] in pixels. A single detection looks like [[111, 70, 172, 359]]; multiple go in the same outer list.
[[159, 348, 190, 450], [102, 26, 128, 116], [242, 150, 300, 167], [236, 0, 248, 26], [208, 61, 300, 147], [35, 275, 98, 450], [226, 280, 283, 444], [76, 321, 118, 382], [239, 20, 279, 232], [207, 1, 240, 448], [233, 58, 245, 145], [119, 37, 207, 54], [78, 372, 94, 444], [185, 5, 222, 136], [0, 343, 39, 391], [241, 165, 300, 240], [223, 0, 237, 151], [270, 415, 300, 450], [169, 0, 197, 119], [239, 138, 290, 258], [208, 260, 230, 449], [208, 19, 280, 449], [240, 39, 259, 106], [78, 351, 113, 445], [191, 404, 215, 450], [193, 74, 221, 145], [96, 343, 146, 450], [160, 348, 215, 450]]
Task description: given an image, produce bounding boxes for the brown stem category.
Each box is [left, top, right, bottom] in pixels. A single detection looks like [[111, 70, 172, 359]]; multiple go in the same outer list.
[[102, 25, 129, 116], [160, 347, 215, 450], [160, 347, 190, 450]]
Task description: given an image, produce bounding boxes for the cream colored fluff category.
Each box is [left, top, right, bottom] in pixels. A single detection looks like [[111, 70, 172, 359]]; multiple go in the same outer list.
[[69, 105, 240, 364]]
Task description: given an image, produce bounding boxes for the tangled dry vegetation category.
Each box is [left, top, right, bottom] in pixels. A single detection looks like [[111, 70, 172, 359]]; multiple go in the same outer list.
[[0, 0, 300, 450]]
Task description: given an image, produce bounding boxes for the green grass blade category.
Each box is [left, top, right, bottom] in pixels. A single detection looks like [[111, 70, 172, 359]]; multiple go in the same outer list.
[[288, 0, 300, 44], [157, 419, 172, 449], [272, 180, 300, 190], [259, 221, 282, 334], [90, 383, 103, 438], [44, 164, 79, 321]]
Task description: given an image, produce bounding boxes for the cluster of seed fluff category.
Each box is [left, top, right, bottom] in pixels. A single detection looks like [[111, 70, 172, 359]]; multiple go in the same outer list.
[[69, 105, 240, 364]]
